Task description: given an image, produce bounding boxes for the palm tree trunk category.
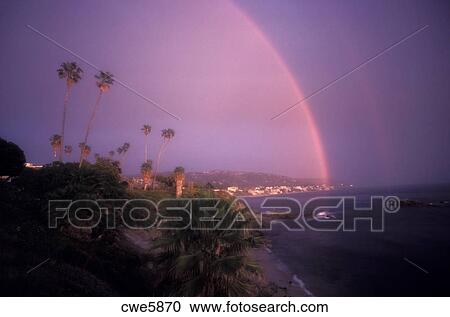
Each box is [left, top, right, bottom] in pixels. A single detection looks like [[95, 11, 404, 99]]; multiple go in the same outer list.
[[152, 141, 166, 189], [175, 177, 183, 198], [121, 151, 129, 166], [79, 91, 102, 167], [60, 82, 72, 161], [145, 141, 148, 162]]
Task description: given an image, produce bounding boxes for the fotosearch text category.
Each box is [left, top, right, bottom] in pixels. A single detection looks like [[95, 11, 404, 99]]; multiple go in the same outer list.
[[48, 196, 400, 232]]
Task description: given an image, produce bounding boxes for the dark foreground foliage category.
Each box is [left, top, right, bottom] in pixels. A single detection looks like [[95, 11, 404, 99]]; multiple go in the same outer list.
[[0, 162, 264, 296], [0, 137, 26, 178], [151, 200, 264, 296], [0, 162, 155, 296]]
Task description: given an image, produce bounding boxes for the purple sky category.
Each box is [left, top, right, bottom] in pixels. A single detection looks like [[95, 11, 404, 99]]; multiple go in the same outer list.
[[0, 0, 449, 185]]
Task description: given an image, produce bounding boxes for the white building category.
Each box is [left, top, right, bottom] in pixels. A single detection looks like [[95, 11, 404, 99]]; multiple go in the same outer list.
[[227, 186, 239, 193]]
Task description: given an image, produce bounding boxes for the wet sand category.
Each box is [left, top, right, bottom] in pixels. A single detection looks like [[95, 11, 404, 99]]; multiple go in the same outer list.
[[250, 247, 311, 296]]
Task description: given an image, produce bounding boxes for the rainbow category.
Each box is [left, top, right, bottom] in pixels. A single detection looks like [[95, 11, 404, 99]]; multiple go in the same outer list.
[[231, 2, 330, 182]]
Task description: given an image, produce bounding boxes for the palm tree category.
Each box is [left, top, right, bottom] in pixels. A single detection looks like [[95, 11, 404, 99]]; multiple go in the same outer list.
[[49, 134, 62, 159], [57, 62, 83, 161], [117, 142, 130, 163], [108, 150, 115, 158], [78, 142, 91, 162], [152, 201, 262, 296], [79, 71, 114, 167], [153, 129, 175, 189], [64, 145, 73, 158], [174, 166, 185, 198], [141, 160, 153, 190], [122, 142, 130, 153], [141, 124, 152, 161]]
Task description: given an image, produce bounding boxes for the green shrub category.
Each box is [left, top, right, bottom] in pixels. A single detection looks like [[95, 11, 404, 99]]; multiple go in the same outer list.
[[14, 162, 128, 203]]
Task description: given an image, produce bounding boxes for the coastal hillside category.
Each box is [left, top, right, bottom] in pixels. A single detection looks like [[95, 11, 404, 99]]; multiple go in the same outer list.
[[178, 170, 325, 188]]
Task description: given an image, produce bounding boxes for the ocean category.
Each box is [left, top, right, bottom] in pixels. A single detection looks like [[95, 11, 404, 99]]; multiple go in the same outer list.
[[243, 184, 450, 296]]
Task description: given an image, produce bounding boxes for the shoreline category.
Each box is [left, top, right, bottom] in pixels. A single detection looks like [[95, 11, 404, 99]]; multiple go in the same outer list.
[[250, 246, 311, 296]]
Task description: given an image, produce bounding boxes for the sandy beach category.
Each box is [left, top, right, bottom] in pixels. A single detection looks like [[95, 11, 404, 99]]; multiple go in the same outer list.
[[250, 247, 311, 296]]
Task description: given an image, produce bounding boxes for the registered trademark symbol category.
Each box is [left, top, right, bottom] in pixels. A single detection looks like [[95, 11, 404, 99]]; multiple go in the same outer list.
[[384, 196, 400, 213]]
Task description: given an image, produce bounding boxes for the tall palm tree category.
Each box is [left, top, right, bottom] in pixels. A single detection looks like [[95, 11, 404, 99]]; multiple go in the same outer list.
[[78, 142, 91, 162], [57, 62, 83, 161], [49, 134, 62, 159], [64, 145, 73, 158], [141, 124, 152, 161], [174, 166, 185, 198], [153, 129, 175, 189], [141, 160, 153, 190], [79, 71, 114, 167]]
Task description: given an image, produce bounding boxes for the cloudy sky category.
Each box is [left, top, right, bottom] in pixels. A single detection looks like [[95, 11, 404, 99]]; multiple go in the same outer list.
[[0, 0, 449, 185]]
